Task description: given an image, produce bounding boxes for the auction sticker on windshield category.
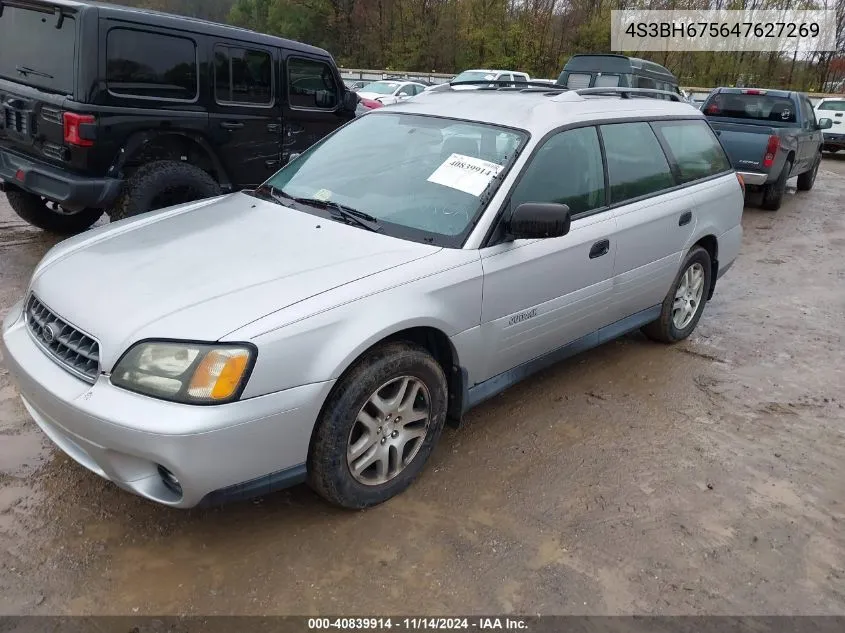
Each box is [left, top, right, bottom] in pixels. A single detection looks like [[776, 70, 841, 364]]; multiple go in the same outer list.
[[427, 153, 503, 197]]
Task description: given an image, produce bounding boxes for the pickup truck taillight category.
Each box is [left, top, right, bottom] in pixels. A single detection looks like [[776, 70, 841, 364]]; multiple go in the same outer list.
[[763, 135, 780, 168], [63, 112, 96, 147]]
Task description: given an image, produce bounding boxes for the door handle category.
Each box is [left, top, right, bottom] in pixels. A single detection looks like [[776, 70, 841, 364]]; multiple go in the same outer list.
[[679, 211, 692, 226], [220, 121, 244, 130], [589, 239, 610, 259]]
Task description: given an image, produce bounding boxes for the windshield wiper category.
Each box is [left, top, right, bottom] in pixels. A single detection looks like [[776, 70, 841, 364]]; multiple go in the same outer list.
[[16, 66, 54, 79], [290, 197, 382, 233], [252, 183, 292, 205]]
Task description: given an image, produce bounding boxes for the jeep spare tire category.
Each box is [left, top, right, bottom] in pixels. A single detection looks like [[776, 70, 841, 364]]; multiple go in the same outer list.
[[6, 190, 103, 235], [109, 160, 221, 221]]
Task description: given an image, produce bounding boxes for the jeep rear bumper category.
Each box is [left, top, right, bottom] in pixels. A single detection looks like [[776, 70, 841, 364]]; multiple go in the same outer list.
[[0, 148, 122, 211]]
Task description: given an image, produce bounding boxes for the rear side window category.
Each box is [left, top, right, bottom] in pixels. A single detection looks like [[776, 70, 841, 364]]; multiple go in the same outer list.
[[595, 74, 620, 87], [818, 100, 845, 112], [214, 46, 273, 105], [107, 29, 198, 100], [600, 122, 674, 203], [510, 126, 605, 215], [288, 58, 339, 109], [704, 93, 797, 123], [514, 75, 527, 83], [652, 120, 731, 183], [565, 73, 592, 89], [0, 6, 76, 94]]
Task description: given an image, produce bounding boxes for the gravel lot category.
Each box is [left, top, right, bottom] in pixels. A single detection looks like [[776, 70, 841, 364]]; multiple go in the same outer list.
[[1, 156, 844, 615]]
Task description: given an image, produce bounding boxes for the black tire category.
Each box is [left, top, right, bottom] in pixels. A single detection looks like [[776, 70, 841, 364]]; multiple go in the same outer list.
[[109, 160, 221, 222], [760, 159, 791, 211], [5, 190, 102, 235], [796, 154, 820, 191], [308, 341, 448, 509], [642, 246, 712, 344]]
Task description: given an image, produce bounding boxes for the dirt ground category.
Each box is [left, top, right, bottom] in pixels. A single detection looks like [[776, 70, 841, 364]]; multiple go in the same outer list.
[[1, 156, 844, 617]]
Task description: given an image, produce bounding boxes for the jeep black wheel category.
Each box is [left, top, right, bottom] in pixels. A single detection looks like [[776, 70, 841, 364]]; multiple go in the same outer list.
[[5, 190, 102, 235], [109, 160, 221, 222]]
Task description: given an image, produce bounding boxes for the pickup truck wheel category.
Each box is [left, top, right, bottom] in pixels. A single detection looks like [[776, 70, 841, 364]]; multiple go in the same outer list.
[[5, 190, 102, 235], [308, 342, 448, 509], [642, 246, 712, 344], [109, 160, 221, 222], [761, 159, 791, 211], [796, 155, 820, 191]]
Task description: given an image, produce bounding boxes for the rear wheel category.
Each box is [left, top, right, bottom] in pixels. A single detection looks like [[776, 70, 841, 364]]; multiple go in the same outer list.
[[761, 159, 791, 211], [6, 190, 102, 235], [308, 342, 448, 509], [642, 246, 712, 344], [109, 160, 221, 222], [796, 154, 820, 191]]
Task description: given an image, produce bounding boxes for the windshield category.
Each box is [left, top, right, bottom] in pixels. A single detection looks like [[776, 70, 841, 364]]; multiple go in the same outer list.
[[453, 71, 499, 82], [263, 113, 527, 247], [818, 100, 845, 112], [361, 81, 399, 95], [0, 5, 77, 94], [704, 93, 797, 123]]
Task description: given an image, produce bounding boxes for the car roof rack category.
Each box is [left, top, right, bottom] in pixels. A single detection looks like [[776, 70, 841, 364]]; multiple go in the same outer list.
[[443, 81, 684, 102]]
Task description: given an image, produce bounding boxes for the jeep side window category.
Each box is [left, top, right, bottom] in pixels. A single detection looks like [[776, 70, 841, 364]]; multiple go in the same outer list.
[[652, 120, 732, 184], [509, 126, 605, 216], [600, 122, 674, 203], [214, 46, 273, 105], [106, 29, 198, 101], [288, 58, 339, 109]]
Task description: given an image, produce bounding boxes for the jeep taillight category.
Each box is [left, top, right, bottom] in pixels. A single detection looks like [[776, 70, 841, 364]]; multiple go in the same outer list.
[[763, 135, 780, 168], [63, 112, 96, 147]]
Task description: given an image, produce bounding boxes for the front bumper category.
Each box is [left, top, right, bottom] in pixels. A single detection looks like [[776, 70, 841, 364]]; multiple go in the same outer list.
[[0, 147, 122, 211], [1, 301, 334, 508], [822, 133, 845, 150]]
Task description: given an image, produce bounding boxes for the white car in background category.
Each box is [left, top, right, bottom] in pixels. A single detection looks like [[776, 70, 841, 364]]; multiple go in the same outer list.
[[356, 80, 428, 105], [815, 97, 845, 153], [426, 69, 531, 92]]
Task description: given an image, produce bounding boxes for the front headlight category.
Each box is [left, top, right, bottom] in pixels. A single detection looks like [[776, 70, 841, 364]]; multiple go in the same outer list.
[[111, 341, 256, 404]]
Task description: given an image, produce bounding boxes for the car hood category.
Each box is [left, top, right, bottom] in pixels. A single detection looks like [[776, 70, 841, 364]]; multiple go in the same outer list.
[[29, 193, 440, 369]]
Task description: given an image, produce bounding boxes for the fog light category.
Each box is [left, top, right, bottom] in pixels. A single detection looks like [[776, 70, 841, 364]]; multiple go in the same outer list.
[[157, 465, 182, 497]]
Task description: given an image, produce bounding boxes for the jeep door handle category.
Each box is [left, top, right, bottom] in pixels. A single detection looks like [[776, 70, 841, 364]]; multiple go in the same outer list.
[[679, 211, 692, 226], [220, 121, 244, 130], [589, 239, 610, 259]]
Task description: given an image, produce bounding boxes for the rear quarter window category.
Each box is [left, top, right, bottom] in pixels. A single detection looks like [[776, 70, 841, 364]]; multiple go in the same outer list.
[[652, 120, 732, 184], [106, 28, 198, 101]]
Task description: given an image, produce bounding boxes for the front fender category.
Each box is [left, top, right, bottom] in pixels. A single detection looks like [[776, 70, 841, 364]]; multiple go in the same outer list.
[[229, 251, 484, 400]]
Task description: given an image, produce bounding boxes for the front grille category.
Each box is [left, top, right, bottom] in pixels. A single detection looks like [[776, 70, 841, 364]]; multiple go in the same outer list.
[[25, 294, 100, 383]]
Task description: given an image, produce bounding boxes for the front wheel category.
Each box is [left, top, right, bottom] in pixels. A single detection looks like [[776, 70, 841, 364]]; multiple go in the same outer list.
[[6, 190, 102, 235], [642, 246, 712, 344], [308, 342, 448, 509]]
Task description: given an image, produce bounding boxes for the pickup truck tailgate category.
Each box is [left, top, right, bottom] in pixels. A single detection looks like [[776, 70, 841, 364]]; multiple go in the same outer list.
[[709, 120, 774, 172]]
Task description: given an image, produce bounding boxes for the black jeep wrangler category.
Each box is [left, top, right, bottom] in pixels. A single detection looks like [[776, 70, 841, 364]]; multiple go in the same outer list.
[[0, 0, 357, 234]]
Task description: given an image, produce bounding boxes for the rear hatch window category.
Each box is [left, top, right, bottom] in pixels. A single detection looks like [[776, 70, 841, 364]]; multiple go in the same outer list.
[[0, 4, 77, 95], [704, 93, 796, 123]]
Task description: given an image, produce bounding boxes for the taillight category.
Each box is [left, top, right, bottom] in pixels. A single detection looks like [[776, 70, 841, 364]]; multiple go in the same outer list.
[[736, 172, 745, 195], [63, 112, 95, 147], [763, 135, 780, 168], [742, 89, 766, 95]]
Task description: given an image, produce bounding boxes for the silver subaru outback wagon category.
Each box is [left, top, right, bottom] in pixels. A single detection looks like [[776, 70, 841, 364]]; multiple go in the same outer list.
[[1, 87, 743, 509]]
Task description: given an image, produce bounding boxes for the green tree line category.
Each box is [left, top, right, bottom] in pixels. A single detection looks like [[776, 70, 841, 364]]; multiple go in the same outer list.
[[117, 0, 844, 91]]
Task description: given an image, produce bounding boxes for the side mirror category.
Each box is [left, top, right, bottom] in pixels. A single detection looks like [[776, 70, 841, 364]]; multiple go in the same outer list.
[[508, 202, 571, 240], [817, 118, 833, 130], [341, 90, 358, 112], [315, 89, 338, 108]]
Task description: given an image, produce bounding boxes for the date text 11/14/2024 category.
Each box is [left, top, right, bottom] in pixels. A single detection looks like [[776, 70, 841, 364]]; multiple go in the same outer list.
[[308, 618, 529, 630]]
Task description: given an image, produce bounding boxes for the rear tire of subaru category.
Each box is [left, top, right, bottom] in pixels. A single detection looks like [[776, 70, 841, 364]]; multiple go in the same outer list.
[[642, 246, 712, 344], [796, 155, 820, 191], [760, 160, 791, 211], [109, 160, 221, 222], [308, 342, 448, 509], [6, 190, 102, 235]]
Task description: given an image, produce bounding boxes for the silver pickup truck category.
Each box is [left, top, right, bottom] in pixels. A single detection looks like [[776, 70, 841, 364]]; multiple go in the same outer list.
[[703, 88, 833, 210]]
